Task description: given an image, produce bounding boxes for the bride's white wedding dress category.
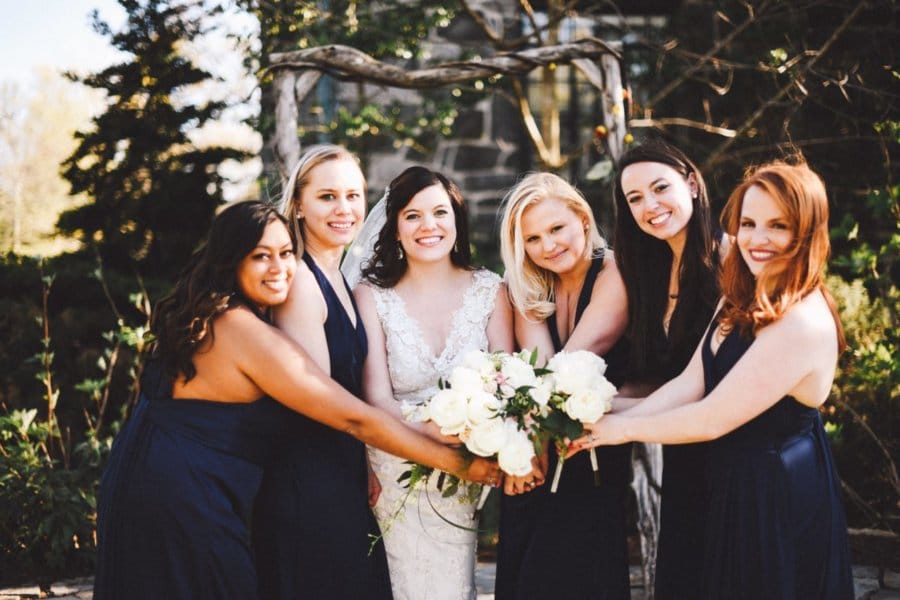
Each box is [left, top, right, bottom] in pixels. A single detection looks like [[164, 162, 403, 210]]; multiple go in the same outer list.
[[366, 269, 501, 600]]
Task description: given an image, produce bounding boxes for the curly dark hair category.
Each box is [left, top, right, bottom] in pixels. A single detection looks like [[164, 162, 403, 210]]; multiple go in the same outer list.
[[613, 139, 722, 383], [362, 166, 473, 288], [150, 201, 296, 381]]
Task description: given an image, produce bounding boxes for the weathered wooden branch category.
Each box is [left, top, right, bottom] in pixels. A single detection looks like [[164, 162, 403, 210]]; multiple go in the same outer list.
[[268, 38, 623, 175], [267, 38, 620, 89], [629, 117, 737, 138]]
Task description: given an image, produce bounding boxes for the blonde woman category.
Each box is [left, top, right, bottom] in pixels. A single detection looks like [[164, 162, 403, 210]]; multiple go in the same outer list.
[[254, 145, 390, 599], [495, 173, 631, 599]]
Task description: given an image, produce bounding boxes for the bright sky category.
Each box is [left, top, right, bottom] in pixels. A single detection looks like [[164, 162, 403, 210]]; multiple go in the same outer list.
[[0, 0, 128, 86]]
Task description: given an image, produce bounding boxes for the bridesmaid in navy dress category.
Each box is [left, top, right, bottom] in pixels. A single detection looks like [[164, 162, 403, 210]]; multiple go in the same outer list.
[[496, 172, 631, 599], [612, 140, 725, 599], [95, 203, 501, 599], [575, 159, 853, 599], [254, 144, 391, 599]]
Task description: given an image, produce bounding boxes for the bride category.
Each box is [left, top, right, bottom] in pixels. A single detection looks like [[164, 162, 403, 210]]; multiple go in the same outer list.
[[347, 166, 518, 599]]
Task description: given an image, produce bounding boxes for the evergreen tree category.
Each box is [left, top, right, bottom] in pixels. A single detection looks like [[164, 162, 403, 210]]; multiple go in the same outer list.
[[60, 0, 250, 279]]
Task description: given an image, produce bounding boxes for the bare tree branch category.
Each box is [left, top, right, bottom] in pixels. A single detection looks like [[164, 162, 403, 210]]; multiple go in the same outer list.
[[646, 0, 774, 111], [629, 117, 737, 138], [703, 0, 869, 171]]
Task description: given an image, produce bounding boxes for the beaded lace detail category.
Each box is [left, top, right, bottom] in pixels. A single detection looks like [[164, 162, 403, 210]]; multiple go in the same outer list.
[[367, 269, 501, 600]]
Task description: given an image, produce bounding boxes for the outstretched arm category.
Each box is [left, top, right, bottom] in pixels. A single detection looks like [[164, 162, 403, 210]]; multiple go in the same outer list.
[[575, 296, 834, 448], [229, 308, 499, 485]]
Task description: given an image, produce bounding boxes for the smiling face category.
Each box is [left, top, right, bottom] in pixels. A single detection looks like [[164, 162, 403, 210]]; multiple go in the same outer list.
[[236, 219, 296, 310], [296, 157, 366, 253], [620, 161, 696, 248], [737, 184, 795, 277], [519, 196, 589, 276], [396, 183, 457, 265]]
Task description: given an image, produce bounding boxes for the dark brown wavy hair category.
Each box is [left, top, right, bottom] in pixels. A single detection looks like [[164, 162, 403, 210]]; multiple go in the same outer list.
[[150, 201, 296, 381], [362, 166, 473, 288], [613, 139, 721, 381], [719, 159, 844, 349]]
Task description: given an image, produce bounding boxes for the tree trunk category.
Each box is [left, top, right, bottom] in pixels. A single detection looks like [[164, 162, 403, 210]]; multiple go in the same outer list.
[[631, 442, 663, 598]]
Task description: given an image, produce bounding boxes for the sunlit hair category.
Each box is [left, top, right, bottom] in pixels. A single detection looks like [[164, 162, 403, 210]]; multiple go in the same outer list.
[[362, 165, 473, 288], [278, 144, 365, 256], [613, 139, 720, 380], [499, 172, 606, 321], [719, 159, 844, 348], [151, 201, 296, 382]]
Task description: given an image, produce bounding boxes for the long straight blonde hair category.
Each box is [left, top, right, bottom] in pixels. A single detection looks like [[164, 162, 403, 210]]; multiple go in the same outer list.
[[499, 172, 606, 321], [278, 144, 364, 256]]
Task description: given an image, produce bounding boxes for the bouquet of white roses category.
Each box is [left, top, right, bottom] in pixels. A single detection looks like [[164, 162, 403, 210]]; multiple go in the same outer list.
[[420, 348, 549, 508], [538, 350, 617, 492]]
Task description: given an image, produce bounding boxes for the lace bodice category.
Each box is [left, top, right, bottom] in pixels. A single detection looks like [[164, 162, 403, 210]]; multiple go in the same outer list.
[[367, 269, 501, 600], [371, 268, 501, 414]]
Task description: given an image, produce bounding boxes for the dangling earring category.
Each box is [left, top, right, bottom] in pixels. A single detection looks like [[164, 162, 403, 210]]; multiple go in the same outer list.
[[397, 242, 405, 260], [454, 240, 459, 253]]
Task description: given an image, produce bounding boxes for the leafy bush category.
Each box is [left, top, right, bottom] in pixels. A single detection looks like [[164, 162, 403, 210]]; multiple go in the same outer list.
[[0, 259, 148, 586]]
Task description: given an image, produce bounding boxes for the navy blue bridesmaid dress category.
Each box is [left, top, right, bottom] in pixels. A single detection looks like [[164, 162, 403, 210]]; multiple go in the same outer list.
[[253, 253, 392, 599], [699, 320, 853, 599], [94, 356, 293, 599], [495, 255, 633, 600], [650, 325, 712, 600]]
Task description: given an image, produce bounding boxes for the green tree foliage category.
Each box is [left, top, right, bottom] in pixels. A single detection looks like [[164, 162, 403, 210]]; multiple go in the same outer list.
[[60, 0, 251, 279]]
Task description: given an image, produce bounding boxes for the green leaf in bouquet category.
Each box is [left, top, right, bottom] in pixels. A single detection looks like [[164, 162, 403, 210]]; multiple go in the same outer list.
[[441, 477, 460, 498]]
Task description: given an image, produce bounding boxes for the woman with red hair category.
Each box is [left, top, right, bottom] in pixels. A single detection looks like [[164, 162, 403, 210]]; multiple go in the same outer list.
[[574, 159, 853, 599]]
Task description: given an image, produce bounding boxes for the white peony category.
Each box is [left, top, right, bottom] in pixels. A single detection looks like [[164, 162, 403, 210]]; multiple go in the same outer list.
[[498, 354, 538, 397], [563, 388, 608, 423], [460, 349, 498, 380], [467, 391, 502, 426], [465, 417, 509, 457], [497, 424, 536, 477], [427, 388, 469, 435], [448, 365, 489, 398], [529, 376, 553, 407], [547, 350, 608, 396]]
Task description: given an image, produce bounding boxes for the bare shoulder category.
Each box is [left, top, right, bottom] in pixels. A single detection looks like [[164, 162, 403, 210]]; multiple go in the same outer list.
[[758, 290, 837, 348], [213, 306, 281, 350], [593, 251, 626, 295], [353, 281, 376, 308], [274, 258, 325, 323]]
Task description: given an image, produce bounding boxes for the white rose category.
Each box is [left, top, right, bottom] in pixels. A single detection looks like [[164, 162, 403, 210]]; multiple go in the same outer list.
[[448, 365, 488, 398], [529, 376, 553, 407], [427, 388, 469, 435], [563, 388, 608, 423], [467, 391, 502, 426], [497, 425, 536, 477], [499, 354, 538, 396], [465, 417, 508, 457], [460, 349, 498, 379], [547, 350, 608, 395]]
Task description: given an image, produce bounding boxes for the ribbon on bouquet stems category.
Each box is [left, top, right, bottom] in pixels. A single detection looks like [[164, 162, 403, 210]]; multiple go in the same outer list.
[[475, 485, 492, 513], [550, 447, 600, 493]]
